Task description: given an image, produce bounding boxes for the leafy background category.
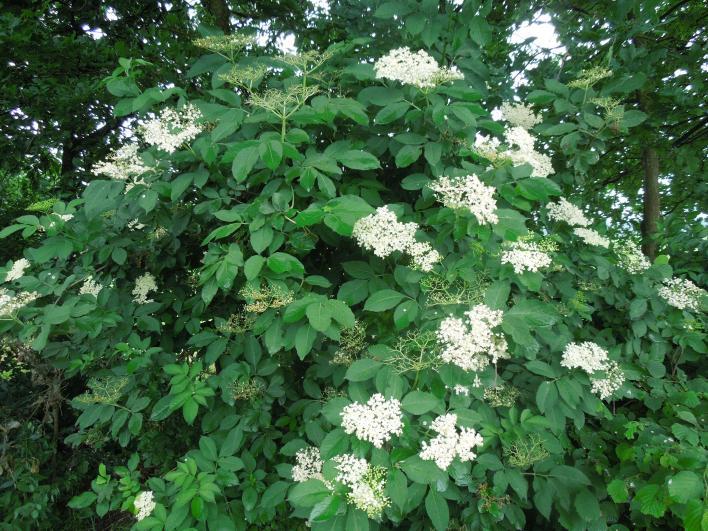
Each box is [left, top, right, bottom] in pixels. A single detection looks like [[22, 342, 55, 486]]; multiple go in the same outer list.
[[0, 1, 705, 530]]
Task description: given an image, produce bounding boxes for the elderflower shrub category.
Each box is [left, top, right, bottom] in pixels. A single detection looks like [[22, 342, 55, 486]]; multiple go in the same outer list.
[[1, 23, 704, 531]]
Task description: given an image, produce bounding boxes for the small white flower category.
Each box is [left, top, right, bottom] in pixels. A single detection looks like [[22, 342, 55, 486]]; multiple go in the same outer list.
[[501, 241, 552, 274], [374, 47, 462, 88], [614, 241, 650, 274], [79, 276, 103, 297], [546, 197, 591, 227], [140, 103, 204, 153], [134, 491, 156, 521], [498, 102, 541, 130], [0, 289, 39, 316], [92, 143, 150, 181], [573, 228, 610, 248], [561, 341, 609, 374], [340, 393, 403, 448], [420, 413, 483, 470], [429, 174, 498, 225], [4, 258, 30, 282], [658, 277, 705, 311], [292, 447, 325, 483], [132, 273, 158, 304]]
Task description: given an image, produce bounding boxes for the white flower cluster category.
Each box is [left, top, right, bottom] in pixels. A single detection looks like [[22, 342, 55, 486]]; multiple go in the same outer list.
[[561, 341, 624, 400], [340, 393, 403, 448], [437, 304, 508, 372], [92, 144, 150, 181], [473, 134, 501, 161], [614, 241, 651, 274], [3, 258, 30, 282], [452, 384, 469, 396], [79, 276, 103, 297], [573, 228, 610, 248], [352, 206, 441, 271], [546, 197, 591, 227], [140, 103, 204, 153], [429, 174, 498, 225], [374, 47, 463, 89], [333, 454, 390, 518], [419, 413, 484, 470], [590, 360, 625, 400], [0, 289, 39, 317], [504, 126, 555, 178], [658, 277, 705, 311], [292, 446, 325, 482], [561, 341, 609, 373], [498, 102, 542, 130], [134, 490, 156, 521], [501, 240, 552, 274], [132, 273, 158, 304]]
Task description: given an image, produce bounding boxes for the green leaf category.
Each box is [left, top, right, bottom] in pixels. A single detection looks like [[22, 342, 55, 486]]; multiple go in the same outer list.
[[542, 122, 577, 136], [574, 489, 601, 521], [306, 301, 333, 332], [244, 255, 266, 280], [425, 488, 449, 531], [267, 252, 304, 276], [607, 479, 629, 503], [261, 481, 289, 509], [68, 491, 97, 509], [395, 145, 422, 168], [328, 299, 355, 328], [374, 102, 409, 124], [232, 145, 260, 182], [323, 195, 374, 236], [320, 428, 349, 459], [345, 507, 369, 531], [635, 484, 666, 518], [550, 465, 591, 487], [536, 382, 558, 414], [401, 391, 439, 415], [259, 139, 283, 170], [345, 359, 382, 382], [668, 471, 702, 503], [622, 110, 648, 127], [629, 298, 647, 319], [484, 281, 510, 310], [424, 142, 442, 166], [364, 290, 406, 311], [338, 150, 380, 170], [493, 209, 528, 238], [288, 480, 330, 508]]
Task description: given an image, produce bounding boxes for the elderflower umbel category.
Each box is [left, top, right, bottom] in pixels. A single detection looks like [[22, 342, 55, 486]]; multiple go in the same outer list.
[[590, 360, 625, 400], [614, 241, 651, 274], [140, 103, 203, 153], [473, 134, 502, 161], [420, 413, 483, 470], [658, 277, 705, 311], [79, 276, 102, 297], [573, 228, 610, 248], [340, 393, 403, 448], [546, 197, 591, 227], [437, 304, 508, 372], [374, 47, 462, 89], [501, 241, 552, 274], [562, 342, 625, 400], [498, 102, 541, 130], [292, 446, 325, 482], [0, 289, 39, 317], [352, 206, 441, 271], [561, 341, 609, 373], [4, 258, 30, 282], [134, 491, 156, 521], [452, 384, 470, 396], [504, 126, 555, 178], [333, 455, 390, 518], [132, 273, 158, 304], [92, 144, 150, 181], [429, 174, 498, 225]]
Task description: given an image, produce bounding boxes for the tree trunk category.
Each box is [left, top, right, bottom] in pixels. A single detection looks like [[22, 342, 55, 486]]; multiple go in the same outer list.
[[204, 0, 231, 33], [641, 146, 660, 260]]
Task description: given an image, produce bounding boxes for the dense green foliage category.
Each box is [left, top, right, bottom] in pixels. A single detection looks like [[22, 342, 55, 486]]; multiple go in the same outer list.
[[0, 1, 706, 530]]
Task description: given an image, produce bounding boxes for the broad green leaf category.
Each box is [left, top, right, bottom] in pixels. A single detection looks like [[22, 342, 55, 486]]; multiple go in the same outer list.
[[338, 150, 380, 170], [345, 359, 382, 382], [364, 290, 406, 311], [425, 488, 449, 531], [259, 139, 283, 170], [401, 391, 439, 415]]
